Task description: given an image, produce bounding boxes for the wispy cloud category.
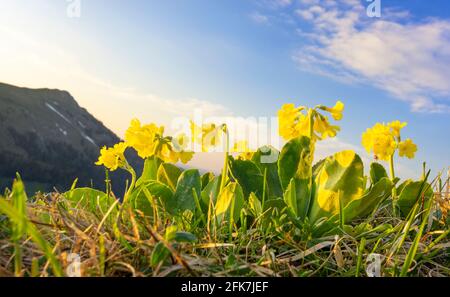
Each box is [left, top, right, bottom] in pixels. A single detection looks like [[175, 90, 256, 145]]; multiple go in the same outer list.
[[290, 0, 450, 113], [249, 11, 270, 24]]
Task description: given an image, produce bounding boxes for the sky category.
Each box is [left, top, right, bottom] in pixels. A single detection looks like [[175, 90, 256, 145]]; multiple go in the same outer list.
[[0, 0, 449, 178]]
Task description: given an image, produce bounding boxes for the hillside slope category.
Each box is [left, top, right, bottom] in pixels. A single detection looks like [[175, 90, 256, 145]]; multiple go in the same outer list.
[[0, 82, 141, 195]]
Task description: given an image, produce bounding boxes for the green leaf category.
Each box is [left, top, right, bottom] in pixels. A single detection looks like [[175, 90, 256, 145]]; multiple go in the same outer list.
[[173, 231, 197, 243], [370, 162, 388, 185], [312, 176, 396, 237], [312, 158, 327, 178], [397, 180, 433, 217], [278, 136, 313, 220], [157, 163, 182, 190], [201, 175, 221, 208], [201, 172, 215, 189], [164, 225, 178, 241], [263, 197, 287, 212], [64, 188, 114, 213], [344, 177, 393, 222], [278, 136, 312, 190], [215, 182, 244, 224], [283, 178, 298, 217], [136, 157, 162, 187], [130, 181, 173, 216], [0, 186, 63, 276], [248, 192, 262, 217], [151, 242, 171, 267], [308, 150, 365, 224], [11, 179, 27, 238], [229, 157, 264, 199], [172, 169, 202, 214], [251, 146, 282, 198]]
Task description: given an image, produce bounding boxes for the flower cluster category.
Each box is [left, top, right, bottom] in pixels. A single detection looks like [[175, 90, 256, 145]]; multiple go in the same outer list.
[[190, 121, 223, 152], [96, 119, 194, 171], [125, 119, 194, 164], [95, 142, 127, 171], [278, 101, 344, 141], [362, 121, 417, 161]]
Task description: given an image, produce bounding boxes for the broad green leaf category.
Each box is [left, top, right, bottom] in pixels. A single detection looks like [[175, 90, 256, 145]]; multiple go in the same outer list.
[[201, 172, 215, 189], [201, 175, 221, 207], [157, 163, 182, 190], [312, 158, 327, 178], [396, 179, 411, 196], [173, 231, 197, 243], [308, 150, 365, 224], [229, 157, 264, 199], [130, 181, 173, 216], [263, 197, 287, 212], [249, 192, 262, 217], [215, 182, 244, 224], [278, 136, 312, 190], [283, 178, 298, 217], [136, 157, 162, 187], [164, 225, 178, 241], [370, 162, 388, 185], [397, 180, 433, 217], [251, 146, 282, 198], [278, 136, 313, 220], [312, 175, 395, 238], [172, 169, 202, 214], [343, 177, 393, 222], [151, 242, 171, 267], [64, 188, 114, 213]]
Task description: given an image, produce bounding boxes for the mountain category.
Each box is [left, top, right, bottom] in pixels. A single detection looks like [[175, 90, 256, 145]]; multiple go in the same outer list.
[[0, 82, 142, 196]]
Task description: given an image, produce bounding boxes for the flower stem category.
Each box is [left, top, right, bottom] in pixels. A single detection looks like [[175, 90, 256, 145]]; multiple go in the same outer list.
[[123, 163, 137, 205], [389, 154, 398, 216], [308, 109, 314, 140], [219, 125, 229, 195]]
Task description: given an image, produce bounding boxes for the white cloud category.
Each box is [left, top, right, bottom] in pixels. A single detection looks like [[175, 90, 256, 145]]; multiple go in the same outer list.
[[250, 11, 270, 24], [292, 0, 450, 113]]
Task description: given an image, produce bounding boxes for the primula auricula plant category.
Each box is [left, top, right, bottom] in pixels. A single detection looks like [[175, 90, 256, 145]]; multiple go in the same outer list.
[[361, 121, 418, 213], [278, 101, 344, 142], [95, 99, 423, 235]]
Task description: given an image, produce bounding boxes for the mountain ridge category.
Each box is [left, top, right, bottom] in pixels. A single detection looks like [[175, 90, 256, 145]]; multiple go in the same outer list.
[[0, 82, 142, 195]]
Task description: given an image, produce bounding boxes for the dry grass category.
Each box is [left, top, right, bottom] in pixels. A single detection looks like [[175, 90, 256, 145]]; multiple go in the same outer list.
[[0, 183, 448, 277]]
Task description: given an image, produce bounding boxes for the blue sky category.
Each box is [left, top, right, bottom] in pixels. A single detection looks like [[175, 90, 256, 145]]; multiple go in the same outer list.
[[0, 0, 449, 178]]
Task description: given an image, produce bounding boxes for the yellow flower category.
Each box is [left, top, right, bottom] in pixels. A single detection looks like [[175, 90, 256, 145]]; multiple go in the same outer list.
[[278, 103, 341, 141], [278, 104, 302, 140], [155, 133, 195, 164], [158, 143, 180, 164], [95, 142, 127, 171], [190, 121, 222, 152], [313, 116, 340, 140], [178, 151, 195, 164], [231, 140, 255, 161], [125, 119, 163, 159], [388, 120, 407, 138], [398, 138, 417, 159], [361, 123, 396, 161], [171, 133, 195, 164], [325, 101, 344, 121], [373, 134, 397, 161], [294, 112, 311, 138]]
